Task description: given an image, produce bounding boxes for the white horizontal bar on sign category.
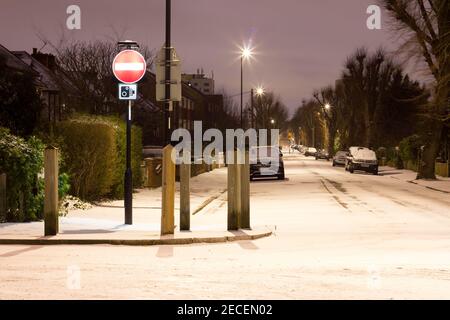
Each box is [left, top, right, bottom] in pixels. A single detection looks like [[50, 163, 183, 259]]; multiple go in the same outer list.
[[114, 62, 144, 71]]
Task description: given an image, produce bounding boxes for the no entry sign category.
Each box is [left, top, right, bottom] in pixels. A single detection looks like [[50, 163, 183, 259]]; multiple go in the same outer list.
[[112, 49, 146, 84]]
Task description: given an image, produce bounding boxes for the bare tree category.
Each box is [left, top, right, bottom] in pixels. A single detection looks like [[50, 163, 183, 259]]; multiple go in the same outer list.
[[251, 92, 289, 130], [380, 0, 450, 179]]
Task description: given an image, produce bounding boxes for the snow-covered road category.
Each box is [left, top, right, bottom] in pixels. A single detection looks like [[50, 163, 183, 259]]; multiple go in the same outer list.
[[1, 154, 450, 299]]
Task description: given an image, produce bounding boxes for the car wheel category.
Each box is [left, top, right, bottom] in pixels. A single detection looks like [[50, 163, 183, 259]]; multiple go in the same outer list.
[[373, 168, 378, 175], [349, 165, 354, 173]]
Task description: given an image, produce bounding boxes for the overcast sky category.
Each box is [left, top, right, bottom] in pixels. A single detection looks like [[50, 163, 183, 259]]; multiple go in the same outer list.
[[0, 0, 397, 113]]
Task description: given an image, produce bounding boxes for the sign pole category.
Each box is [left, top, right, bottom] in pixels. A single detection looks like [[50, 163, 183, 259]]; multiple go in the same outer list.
[[125, 99, 133, 225], [113, 42, 145, 226], [165, 0, 172, 144]]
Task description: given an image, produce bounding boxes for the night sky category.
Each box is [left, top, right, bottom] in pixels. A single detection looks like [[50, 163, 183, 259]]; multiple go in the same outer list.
[[0, 0, 396, 113]]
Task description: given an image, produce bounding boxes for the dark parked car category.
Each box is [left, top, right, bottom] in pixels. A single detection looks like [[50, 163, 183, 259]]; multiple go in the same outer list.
[[315, 149, 330, 161], [332, 151, 348, 166], [250, 146, 285, 181], [347, 148, 378, 175]]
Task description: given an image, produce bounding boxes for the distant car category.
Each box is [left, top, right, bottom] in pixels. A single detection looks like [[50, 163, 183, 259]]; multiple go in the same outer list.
[[304, 147, 317, 157], [250, 146, 285, 181], [332, 151, 349, 166], [315, 149, 330, 161], [347, 148, 378, 175]]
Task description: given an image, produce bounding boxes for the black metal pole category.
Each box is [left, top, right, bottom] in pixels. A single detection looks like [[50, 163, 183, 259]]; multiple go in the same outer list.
[[125, 100, 132, 224], [164, 0, 171, 145], [240, 55, 243, 128]]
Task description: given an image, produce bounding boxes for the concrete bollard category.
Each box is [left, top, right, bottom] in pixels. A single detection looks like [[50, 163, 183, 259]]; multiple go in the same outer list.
[[180, 151, 191, 231], [161, 145, 175, 235], [44, 147, 59, 236], [240, 149, 250, 229], [0, 173, 6, 222]]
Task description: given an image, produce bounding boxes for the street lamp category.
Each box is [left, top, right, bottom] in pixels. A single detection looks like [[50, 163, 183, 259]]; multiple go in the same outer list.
[[251, 86, 265, 128], [324, 103, 331, 110], [256, 87, 265, 96], [240, 45, 253, 128]]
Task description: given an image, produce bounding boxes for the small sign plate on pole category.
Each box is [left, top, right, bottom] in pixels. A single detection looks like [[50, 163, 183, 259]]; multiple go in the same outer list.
[[119, 84, 138, 100], [156, 46, 182, 102]]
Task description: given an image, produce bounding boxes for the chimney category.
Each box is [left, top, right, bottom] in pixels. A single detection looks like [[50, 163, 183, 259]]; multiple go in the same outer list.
[[32, 48, 37, 55]]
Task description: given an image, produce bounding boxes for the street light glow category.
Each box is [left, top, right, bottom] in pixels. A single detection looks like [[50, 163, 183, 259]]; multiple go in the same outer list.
[[325, 103, 331, 110], [239, 44, 254, 60], [256, 87, 265, 96]]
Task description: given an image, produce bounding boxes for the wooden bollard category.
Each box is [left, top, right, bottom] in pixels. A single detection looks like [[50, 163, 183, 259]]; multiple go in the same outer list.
[[227, 150, 241, 230], [0, 173, 6, 222], [44, 147, 59, 236], [240, 149, 250, 229], [180, 151, 191, 231], [161, 145, 175, 235]]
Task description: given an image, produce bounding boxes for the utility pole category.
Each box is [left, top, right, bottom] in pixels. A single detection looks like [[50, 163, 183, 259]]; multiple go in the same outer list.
[[161, 0, 176, 235], [164, 0, 171, 145]]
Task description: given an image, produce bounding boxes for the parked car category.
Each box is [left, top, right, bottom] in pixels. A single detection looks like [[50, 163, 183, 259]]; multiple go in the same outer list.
[[345, 146, 370, 171], [304, 147, 317, 157], [315, 149, 330, 161], [332, 151, 349, 166], [346, 148, 378, 175], [250, 146, 285, 181]]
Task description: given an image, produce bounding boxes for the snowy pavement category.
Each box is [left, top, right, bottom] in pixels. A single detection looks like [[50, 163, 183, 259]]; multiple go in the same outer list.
[[1, 154, 450, 299]]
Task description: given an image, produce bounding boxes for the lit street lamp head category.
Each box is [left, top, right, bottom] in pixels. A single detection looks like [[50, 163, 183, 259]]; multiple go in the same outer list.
[[241, 45, 253, 60], [256, 87, 265, 96], [324, 103, 331, 110]]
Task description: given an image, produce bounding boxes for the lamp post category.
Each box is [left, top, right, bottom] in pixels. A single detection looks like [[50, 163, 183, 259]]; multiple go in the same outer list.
[[250, 86, 265, 129], [240, 46, 252, 128]]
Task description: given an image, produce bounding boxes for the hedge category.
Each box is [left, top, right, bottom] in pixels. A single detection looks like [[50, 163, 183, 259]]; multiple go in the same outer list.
[[0, 127, 44, 221], [57, 115, 142, 201]]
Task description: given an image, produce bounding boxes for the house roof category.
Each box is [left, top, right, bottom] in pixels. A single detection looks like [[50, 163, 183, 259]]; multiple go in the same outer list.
[[12, 50, 60, 91], [0, 44, 35, 74]]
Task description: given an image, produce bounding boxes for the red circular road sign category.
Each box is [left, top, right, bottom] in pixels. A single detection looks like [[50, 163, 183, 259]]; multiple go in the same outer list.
[[112, 50, 147, 84]]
